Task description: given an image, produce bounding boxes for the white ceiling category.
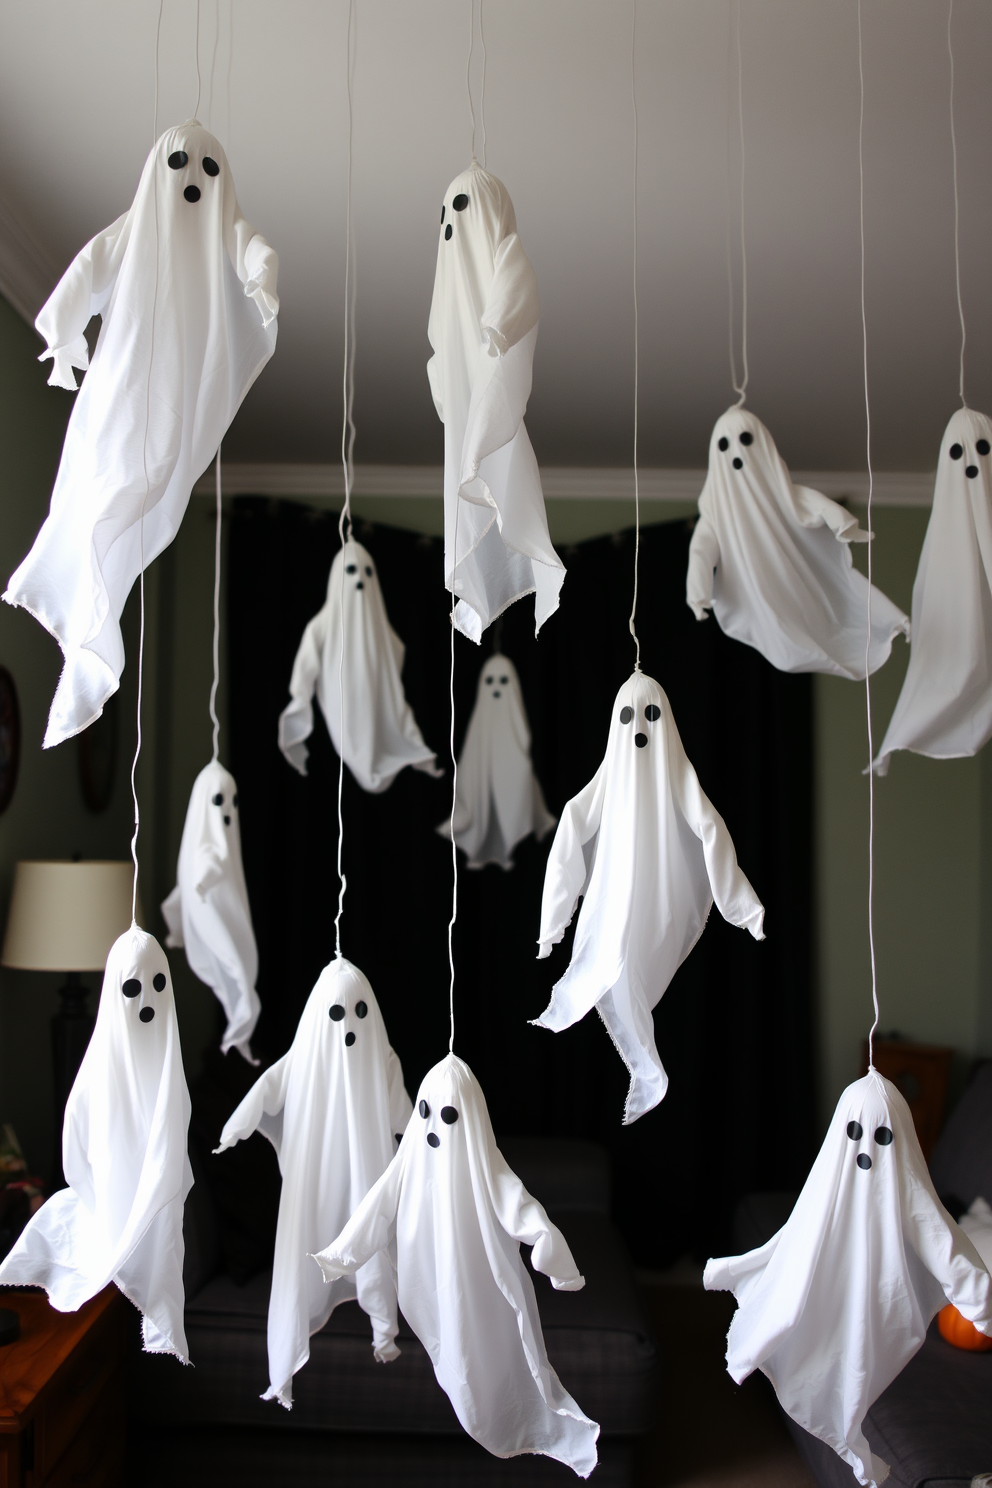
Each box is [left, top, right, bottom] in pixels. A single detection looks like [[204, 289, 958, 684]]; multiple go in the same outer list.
[[0, 0, 989, 474]]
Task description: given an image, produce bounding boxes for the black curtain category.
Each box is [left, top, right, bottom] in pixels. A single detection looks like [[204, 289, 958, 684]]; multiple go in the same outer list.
[[228, 498, 815, 1267]]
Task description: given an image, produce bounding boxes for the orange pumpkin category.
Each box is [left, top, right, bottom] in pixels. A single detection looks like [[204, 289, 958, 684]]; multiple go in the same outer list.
[[938, 1303, 992, 1352]]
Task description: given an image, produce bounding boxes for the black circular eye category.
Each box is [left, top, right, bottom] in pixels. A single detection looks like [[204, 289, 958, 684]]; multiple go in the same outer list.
[[345, 563, 357, 574], [212, 793, 223, 806], [444, 224, 452, 241], [453, 193, 469, 211], [440, 205, 445, 223], [329, 1004, 345, 1021], [732, 456, 743, 470], [847, 1121, 863, 1141], [857, 1153, 872, 1170], [485, 676, 494, 684], [966, 465, 979, 479], [500, 676, 508, 684], [168, 151, 188, 170], [718, 436, 729, 452], [739, 431, 753, 446], [153, 973, 166, 992], [441, 1106, 458, 1124], [233, 794, 238, 808], [427, 1132, 440, 1148], [139, 1006, 155, 1023], [184, 185, 201, 203], [620, 706, 633, 725], [644, 704, 661, 722], [356, 1001, 368, 1018], [634, 732, 648, 748], [977, 439, 990, 456], [419, 1100, 430, 1119], [122, 978, 141, 999], [202, 156, 220, 177], [950, 443, 963, 460], [874, 1126, 893, 1146], [365, 566, 373, 577], [345, 1031, 356, 1047]]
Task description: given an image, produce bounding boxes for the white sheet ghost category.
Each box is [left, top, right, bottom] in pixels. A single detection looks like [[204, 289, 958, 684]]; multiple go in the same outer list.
[[313, 1053, 599, 1477], [534, 672, 764, 1123], [427, 164, 565, 644], [437, 653, 555, 869], [704, 1072, 992, 1488], [4, 119, 278, 748], [0, 926, 192, 1361], [278, 538, 440, 794], [874, 409, 992, 774], [161, 760, 260, 1063], [215, 956, 412, 1407], [686, 407, 909, 678]]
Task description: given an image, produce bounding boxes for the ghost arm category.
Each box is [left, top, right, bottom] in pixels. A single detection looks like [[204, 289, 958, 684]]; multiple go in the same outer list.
[[161, 884, 184, 949], [35, 212, 129, 389], [791, 485, 870, 544], [310, 1157, 404, 1283], [278, 614, 325, 775], [486, 1145, 585, 1292], [214, 1054, 292, 1159], [480, 233, 540, 357], [192, 839, 227, 899], [686, 516, 720, 620], [234, 219, 279, 327], [537, 765, 607, 959], [670, 735, 765, 939], [386, 1045, 414, 1136], [902, 1168, 992, 1332]]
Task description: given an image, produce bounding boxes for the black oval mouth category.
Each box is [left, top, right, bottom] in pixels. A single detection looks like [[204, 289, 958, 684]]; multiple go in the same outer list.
[[184, 185, 201, 203], [966, 465, 979, 479], [139, 1006, 155, 1023], [732, 457, 744, 470], [345, 1031, 356, 1047], [427, 1132, 440, 1148]]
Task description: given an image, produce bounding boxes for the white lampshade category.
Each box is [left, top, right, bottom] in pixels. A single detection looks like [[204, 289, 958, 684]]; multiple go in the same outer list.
[[2, 861, 143, 972]]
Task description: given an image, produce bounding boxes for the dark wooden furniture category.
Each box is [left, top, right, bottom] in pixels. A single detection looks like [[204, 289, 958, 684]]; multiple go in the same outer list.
[[0, 1286, 127, 1487], [859, 1037, 953, 1159]]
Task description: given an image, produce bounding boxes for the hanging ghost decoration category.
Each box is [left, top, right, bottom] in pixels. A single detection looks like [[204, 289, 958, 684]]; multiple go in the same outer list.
[[427, 163, 565, 644], [313, 1053, 599, 1477], [686, 407, 909, 678], [0, 926, 192, 1360], [437, 653, 555, 869], [161, 760, 260, 1063], [704, 1072, 992, 1488], [278, 538, 440, 794], [874, 409, 992, 774], [215, 956, 412, 1407], [4, 120, 278, 748], [534, 673, 764, 1123]]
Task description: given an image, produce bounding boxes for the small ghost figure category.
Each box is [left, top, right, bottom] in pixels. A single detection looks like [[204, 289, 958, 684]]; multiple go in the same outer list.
[[4, 120, 278, 748], [0, 926, 192, 1361], [436, 653, 556, 870], [215, 957, 412, 1407], [278, 538, 440, 793], [312, 1054, 600, 1477], [704, 1073, 992, 1487], [874, 409, 992, 774], [686, 407, 909, 677], [427, 164, 565, 644], [535, 673, 764, 1123], [161, 760, 260, 1063]]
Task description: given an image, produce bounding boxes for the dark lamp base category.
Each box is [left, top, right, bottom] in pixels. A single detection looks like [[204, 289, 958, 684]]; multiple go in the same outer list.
[[0, 1308, 20, 1346]]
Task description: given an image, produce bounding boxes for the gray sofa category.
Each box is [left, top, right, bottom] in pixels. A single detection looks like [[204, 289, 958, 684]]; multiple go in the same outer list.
[[129, 1136, 658, 1486], [733, 1061, 992, 1488]]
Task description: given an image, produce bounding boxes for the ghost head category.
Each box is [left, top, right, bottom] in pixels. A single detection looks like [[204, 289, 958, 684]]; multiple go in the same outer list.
[[704, 1073, 992, 1486]]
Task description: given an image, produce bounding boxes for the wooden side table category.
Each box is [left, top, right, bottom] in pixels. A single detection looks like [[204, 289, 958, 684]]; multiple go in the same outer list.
[[0, 1286, 127, 1487]]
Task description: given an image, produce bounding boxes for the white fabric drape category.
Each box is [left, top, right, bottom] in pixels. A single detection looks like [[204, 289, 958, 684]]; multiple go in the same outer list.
[[427, 164, 564, 643], [5, 120, 278, 747], [162, 760, 260, 1062], [704, 1073, 992, 1487], [875, 408, 992, 773], [313, 1053, 599, 1477], [216, 956, 412, 1407], [0, 927, 192, 1361], [687, 407, 908, 678], [535, 672, 764, 1123]]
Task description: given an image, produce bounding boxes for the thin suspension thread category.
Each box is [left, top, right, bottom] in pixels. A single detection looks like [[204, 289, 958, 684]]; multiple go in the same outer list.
[[208, 0, 221, 130], [334, 0, 357, 959], [947, 0, 966, 408], [725, 0, 738, 394], [628, 0, 641, 671], [466, 0, 477, 161], [732, 0, 748, 407], [193, 0, 202, 118], [226, 0, 233, 145], [447, 502, 461, 1054], [480, 0, 488, 170], [208, 449, 222, 763], [858, 0, 880, 1069], [153, 0, 164, 140]]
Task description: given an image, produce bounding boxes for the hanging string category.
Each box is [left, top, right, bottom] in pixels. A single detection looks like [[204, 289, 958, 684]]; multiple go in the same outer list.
[[947, 0, 966, 408], [731, 0, 749, 407], [466, 0, 477, 162], [153, 0, 165, 141], [480, 0, 488, 170], [208, 449, 223, 763], [724, 1, 739, 395], [447, 503, 461, 1054], [193, 0, 202, 119], [857, 0, 880, 1070], [334, 0, 357, 958], [628, 0, 641, 672], [226, 0, 234, 145], [208, 0, 221, 131]]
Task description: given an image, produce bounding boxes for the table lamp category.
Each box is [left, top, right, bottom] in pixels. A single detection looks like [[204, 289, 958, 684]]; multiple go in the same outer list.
[[1, 861, 142, 1189]]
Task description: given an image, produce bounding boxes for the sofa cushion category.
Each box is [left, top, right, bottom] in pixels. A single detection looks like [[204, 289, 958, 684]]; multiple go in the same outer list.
[[929, 1060, 992, 1212]]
